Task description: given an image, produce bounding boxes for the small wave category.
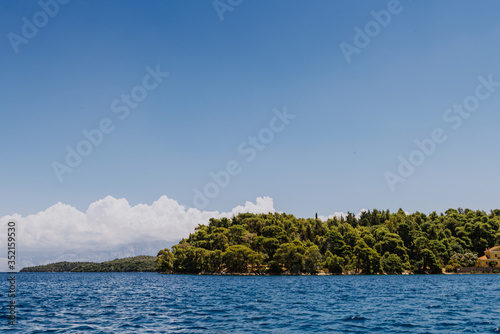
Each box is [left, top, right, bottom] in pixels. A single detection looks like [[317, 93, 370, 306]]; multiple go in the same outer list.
[[426, 304, 441, 308], [343, 315, 367, 322], [394, 322, 417, 328]]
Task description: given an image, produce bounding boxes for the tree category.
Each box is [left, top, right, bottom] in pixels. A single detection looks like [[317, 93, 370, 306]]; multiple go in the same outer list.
[[325, 230, 349, 257], [324, 251, 345, 274], [274, 241, 306, 274], [262, 225, 287, 242], [223, 245, 262, 273], [172, 245, 210, 273], [227, 225, 249, 245], [417, 249, 442, 274], [380, 253, 403, 274], [449, 252, 478, 267], [374, 229, 409, 265], [206, 250, 224, 272], [208, 232, 229, 251], [304, 245, 322, 274], [262, 237, 280, 258], [155, 248, 174, 273], [353, 240, 381, 274]]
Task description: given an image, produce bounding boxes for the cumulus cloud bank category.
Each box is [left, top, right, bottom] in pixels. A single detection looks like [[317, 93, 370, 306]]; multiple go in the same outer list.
[[0, 196, 275, 270]]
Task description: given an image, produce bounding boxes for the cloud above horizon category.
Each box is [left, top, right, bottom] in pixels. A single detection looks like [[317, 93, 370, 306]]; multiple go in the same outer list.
[[0, 196, 276, 252]]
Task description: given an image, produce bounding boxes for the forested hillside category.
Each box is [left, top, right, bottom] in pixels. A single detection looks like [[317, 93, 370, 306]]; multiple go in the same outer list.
[[21, 256, 156, 272], [156, 209, 500, 275]]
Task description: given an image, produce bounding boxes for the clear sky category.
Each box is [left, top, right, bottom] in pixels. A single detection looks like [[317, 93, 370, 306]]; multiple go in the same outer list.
[[2, 0, 500, 221]]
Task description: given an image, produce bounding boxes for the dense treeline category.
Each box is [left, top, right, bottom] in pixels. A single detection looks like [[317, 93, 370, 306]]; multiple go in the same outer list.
[[21, 256, 156, 272], [156, 209, 500, 275]]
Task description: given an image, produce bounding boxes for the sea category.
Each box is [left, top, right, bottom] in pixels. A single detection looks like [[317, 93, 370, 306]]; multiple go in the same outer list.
[[1, 273, 499, 333]]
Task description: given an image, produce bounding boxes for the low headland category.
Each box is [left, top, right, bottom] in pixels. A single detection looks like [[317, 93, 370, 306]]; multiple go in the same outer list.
[[20, 255, 156, 272]]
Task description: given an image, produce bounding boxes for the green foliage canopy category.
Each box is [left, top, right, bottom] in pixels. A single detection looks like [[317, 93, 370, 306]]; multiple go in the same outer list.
[[156, 209, 500, 275]]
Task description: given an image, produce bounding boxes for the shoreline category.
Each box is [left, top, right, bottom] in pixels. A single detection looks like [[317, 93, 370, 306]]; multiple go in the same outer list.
[[10, 270, 500, 275]]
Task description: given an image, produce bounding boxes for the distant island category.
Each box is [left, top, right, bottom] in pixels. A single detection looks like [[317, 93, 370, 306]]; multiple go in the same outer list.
[[155, 210, 500, 275], [20, 255, 156, 272]]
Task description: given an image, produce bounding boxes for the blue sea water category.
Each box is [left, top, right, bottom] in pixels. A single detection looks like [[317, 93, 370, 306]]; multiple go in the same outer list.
[[1, 273, 500, 333]]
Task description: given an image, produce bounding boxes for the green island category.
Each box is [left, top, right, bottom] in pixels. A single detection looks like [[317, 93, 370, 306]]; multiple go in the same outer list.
[[156, 209, 500, 275], [20, 255, 156, 272]]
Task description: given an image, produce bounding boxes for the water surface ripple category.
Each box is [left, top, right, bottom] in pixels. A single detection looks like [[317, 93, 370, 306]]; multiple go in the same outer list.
[[1, 273, 500, 333]]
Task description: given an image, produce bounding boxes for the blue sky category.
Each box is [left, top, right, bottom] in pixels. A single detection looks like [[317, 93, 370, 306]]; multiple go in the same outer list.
[[2, 0, 500, 219]]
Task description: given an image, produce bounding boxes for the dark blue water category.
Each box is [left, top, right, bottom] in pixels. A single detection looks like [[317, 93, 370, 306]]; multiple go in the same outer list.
[[1, 273, 500, 333]]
